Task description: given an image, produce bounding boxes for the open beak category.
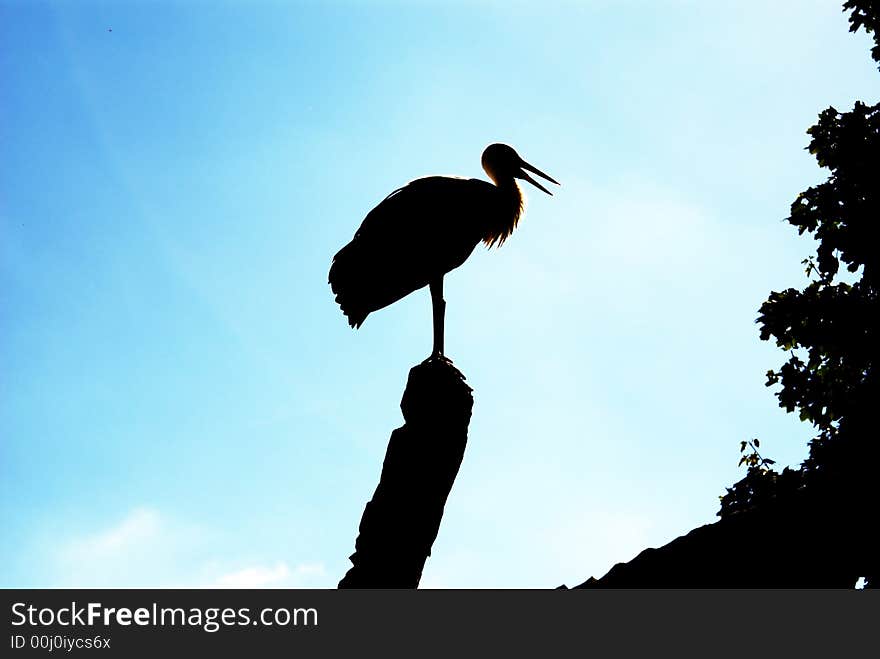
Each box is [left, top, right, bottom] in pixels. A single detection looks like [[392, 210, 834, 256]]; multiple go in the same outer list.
[[516, 159, 560, 195]]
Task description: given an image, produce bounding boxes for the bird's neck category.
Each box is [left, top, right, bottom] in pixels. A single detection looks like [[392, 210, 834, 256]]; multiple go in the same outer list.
[[482, 179, 523, 248]]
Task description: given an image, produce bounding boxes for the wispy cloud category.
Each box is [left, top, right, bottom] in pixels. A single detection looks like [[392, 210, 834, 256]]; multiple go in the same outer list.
[[54, 507, 326, 588], [62, 507, 162, 563], [55, 506, 189, 587], [210, 562, 325, 588]]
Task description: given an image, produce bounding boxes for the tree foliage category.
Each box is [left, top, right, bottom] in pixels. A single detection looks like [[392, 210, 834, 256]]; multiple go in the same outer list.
[[844, 0, 880, 68], [719, 2, 879, 523]]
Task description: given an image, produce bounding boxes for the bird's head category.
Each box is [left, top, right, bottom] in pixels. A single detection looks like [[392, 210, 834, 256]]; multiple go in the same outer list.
[[481, 143, 559, 194]]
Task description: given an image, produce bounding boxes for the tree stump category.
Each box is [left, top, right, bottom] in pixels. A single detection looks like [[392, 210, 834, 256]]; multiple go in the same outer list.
[[339, 358, 473, 588]]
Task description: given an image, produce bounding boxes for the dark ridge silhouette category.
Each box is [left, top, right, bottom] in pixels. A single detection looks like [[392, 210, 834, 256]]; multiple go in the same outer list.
[[328, 143, 558, 359], [339, 358, 473, 588], [573, 491, 875, 588], [570, 403, 878, 588]]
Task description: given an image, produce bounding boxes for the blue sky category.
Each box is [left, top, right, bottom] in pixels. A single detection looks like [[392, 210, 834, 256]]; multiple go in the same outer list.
[[2, 0, 877, 588]]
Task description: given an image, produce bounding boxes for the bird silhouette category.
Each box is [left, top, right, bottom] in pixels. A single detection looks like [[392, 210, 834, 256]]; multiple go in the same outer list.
[[329, 143, 558, 360]]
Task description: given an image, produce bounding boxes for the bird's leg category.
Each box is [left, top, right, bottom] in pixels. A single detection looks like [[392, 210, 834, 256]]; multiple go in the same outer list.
[[430, 278, 446, 359]]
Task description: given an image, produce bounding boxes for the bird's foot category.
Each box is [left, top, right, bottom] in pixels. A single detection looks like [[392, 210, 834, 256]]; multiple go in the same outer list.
[[425, 351, 453, 366]]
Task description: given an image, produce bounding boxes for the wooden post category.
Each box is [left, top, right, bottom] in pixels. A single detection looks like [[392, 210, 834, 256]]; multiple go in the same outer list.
[[339, 359, 473, 588]]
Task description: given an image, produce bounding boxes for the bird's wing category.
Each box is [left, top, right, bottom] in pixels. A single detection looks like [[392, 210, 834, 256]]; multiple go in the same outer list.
[[329, 176, 494, 328]]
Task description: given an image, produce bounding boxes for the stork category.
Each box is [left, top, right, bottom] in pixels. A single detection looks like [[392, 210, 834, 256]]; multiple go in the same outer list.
[[329, 143, 558, 360]]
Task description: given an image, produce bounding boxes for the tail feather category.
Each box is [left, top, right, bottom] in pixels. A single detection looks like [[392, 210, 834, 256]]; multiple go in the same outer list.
[[329, 237, 429, 330]]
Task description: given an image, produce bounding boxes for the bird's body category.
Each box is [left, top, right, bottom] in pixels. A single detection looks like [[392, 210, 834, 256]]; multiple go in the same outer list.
[[329, 175, 521, 329], [329, 144, 557, 358]]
